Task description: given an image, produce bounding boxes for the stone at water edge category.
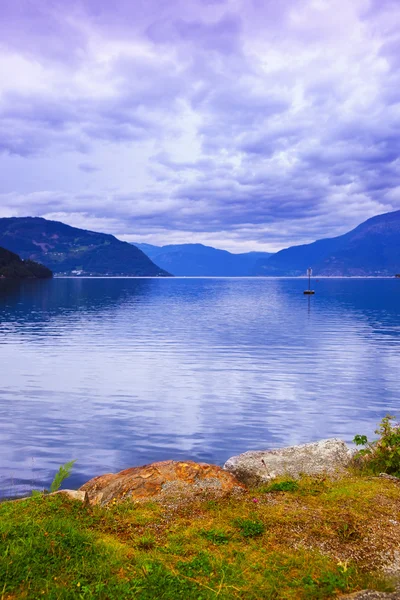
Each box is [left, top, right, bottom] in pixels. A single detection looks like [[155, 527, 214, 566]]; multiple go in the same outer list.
[[9, 489, 89, 504], [79, 460, 246, 506], [223, 438, 353, 487], [50, 490, 89, 504]]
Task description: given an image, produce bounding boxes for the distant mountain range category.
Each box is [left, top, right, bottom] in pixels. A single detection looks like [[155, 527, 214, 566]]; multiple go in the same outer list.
[[134, 243, 272, 276], [1, 209, 399, 278], [253, 209, 400, 276], [0, 245, 52, 279], [0, 218, 169, 277]]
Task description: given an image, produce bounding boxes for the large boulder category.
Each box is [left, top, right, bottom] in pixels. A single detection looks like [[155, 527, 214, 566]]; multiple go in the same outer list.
[[79, 460, 246, 506], [224, 439, 353, 487]]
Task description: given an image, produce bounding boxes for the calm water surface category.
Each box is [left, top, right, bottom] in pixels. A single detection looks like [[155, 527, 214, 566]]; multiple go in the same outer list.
[[1, 277, 399, 497]]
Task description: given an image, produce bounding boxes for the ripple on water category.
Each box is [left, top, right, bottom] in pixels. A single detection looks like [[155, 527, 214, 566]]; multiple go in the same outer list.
[[0, 277, 399, 497]]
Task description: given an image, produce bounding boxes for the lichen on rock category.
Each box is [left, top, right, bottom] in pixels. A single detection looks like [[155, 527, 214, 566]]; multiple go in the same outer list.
[[79, 460, 246, 506]]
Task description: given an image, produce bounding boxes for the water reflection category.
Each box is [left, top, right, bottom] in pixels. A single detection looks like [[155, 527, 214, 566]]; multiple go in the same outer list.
[[0, 278, 399, 497]]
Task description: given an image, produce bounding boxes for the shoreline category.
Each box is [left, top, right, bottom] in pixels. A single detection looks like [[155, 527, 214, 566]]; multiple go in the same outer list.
[[2, 435, 400, 599]]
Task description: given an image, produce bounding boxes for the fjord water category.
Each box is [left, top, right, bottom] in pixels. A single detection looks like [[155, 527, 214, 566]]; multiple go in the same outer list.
[[1, 277, 399, 497]]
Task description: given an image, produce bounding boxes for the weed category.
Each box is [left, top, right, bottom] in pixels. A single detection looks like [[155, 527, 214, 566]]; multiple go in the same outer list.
[[138, 561, 206, 599], [177, 552, 213, 577], [336, 517, 361, 542], [301, 564, 354, 596], [199, 528, 231, 545], [30, 460, 77, 496], [233, 517, 265, 537], [262, 479, 299, 493], [165, 539, 186, 556], [136, 534, 156, 550], [49, 459, 76, 492], [298, 476, 329, 496], [354, 415, 400, 476]]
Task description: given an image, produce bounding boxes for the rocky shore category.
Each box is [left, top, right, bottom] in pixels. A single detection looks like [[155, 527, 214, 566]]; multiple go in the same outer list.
[[67, 438, 353, 507], [78, 439, 399, 599], [56, 439, 400, 598], [3, 438, 400, 599]]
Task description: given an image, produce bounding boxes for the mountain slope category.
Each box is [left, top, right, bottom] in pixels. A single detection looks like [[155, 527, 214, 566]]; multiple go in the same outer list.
[[134, 243, 272, 276], [0, 218, 170, 277], [0, 246, 53, 279], [254, 209, 400, 276]]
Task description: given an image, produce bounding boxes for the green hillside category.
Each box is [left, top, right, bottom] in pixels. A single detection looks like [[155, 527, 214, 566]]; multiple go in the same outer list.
[[0, 246, 52, 279], [0, 217, 170, 277]]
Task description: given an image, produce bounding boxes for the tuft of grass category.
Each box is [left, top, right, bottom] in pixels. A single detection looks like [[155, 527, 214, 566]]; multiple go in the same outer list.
[[233, 517, 265, 538], [177, 551, 213, 577], [199, 528, 231, 545], [136, 534, 156, 550], [261, 479, 299, 493], [335, 517, 362, 542]]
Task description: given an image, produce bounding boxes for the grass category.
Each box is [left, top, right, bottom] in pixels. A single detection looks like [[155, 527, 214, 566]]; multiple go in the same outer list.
[[1, 475, 400, 599], [260, 479, 300, 493]]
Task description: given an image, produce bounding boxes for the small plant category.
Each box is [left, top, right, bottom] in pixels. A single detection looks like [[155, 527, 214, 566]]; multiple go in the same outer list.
[[31, 460, 77, 496], [50, 460, 77, 493], [177, 552, 213, 577], [261, 479, 299, 493], [136, 534, 156, 550], [336, 518, 361, 542], [200, 528, 231, 545], [353, 415, 400, 476], [233, 517, 265, 538]]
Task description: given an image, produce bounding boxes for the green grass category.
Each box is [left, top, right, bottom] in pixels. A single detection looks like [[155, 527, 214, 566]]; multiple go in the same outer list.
[[1, 475, 399, 599], [260, 479, 300, 493], [233, 517, 265, 537]]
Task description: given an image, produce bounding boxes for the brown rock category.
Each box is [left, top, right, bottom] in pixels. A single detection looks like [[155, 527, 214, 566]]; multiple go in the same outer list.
[[79, 460, 246, 506]]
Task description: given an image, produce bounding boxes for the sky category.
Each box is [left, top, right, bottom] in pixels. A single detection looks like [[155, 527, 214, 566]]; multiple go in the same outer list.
[[1, 0, 400, 253]]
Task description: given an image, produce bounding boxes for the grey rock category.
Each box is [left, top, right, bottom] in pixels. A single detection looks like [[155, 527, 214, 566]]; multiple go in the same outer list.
[[343, 591, 400, 599], [224, 438, 353, 486], [379, 473, 400, 483]]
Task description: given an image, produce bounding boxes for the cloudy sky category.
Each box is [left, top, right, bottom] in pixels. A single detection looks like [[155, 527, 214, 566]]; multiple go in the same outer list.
[[1, 0, 399, 252]]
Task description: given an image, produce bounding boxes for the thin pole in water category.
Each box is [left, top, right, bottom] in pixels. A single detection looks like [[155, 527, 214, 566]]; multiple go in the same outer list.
[[304, 268, 315, 295]]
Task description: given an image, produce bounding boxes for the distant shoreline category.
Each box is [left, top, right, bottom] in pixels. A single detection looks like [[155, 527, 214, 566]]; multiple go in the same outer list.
[[51, 275, 400, 279]]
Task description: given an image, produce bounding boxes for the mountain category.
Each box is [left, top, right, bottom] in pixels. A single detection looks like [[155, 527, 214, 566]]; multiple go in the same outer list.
[[0, 218, 170, 277], [254, 209, 400, 276], [0, 246, 53, 279], [134, 243, 272, 276]]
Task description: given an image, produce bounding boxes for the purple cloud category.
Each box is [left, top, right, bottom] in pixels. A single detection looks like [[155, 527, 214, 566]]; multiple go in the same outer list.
[[79, 162, 100, 173], [0, 0, 400, 252]]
